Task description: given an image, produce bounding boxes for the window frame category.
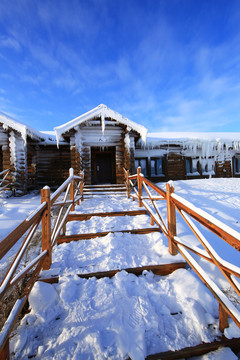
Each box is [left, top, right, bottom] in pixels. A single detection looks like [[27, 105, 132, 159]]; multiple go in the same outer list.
[[150, 157, 164, 177], [134, 157, 148, 176]]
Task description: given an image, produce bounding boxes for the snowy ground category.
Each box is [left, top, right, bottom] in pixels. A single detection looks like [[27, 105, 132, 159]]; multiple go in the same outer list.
[[0, 179, 240, 359]]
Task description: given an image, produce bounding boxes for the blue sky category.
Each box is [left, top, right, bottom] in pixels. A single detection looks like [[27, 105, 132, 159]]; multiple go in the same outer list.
[[0, 0, 240, 132]]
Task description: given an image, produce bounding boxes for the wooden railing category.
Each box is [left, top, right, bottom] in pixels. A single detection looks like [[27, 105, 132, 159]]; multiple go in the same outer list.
[[124, 167, 240, 333], [0, 169, 11, 193], [0, 168, 84, 358]]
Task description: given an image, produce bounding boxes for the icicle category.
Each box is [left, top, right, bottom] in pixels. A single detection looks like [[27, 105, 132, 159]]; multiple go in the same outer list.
[[101, 111, 105, 135]]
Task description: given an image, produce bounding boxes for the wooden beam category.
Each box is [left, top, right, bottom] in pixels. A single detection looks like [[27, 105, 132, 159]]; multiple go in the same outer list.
[[219, 303, 229, 332], [58, 227, 160, 244], [67, 209, 148, 221], [39, 262, 186, 283], [145, 336, 240, 360], [171, 195, 240, 251], [137, 167, 143, 207], [166, 183, 178, 255], [0, 337, 9, 360], [0, 203, 46, 260], [41, 187, 52, 270]]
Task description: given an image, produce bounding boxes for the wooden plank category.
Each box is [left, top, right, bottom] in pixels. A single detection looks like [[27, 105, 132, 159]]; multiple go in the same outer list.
[[177, 244, 240, 329], [166, 183, 178, 255], [0, 337, 9, 360], [77, 263, 186, 279], [142, 177, 166, 198], [41, 187, 52, 270], [171, 195, 240, 251], [219, 303, 229, 332], [39, 262, 186, 283], [67, 209, 148, 221], [0, 203, 46, 260], [145, 337, 240, 360], [58, 227, 160, 244]]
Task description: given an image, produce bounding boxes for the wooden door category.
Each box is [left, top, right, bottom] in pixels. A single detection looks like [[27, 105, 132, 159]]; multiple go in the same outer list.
[[96, 153, 113, 183], [91, 147, 116, 184]]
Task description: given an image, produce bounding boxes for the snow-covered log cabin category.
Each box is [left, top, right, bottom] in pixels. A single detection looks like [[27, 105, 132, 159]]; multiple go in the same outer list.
[[0, 112, 70, 194], [1, 104, 240, 194]]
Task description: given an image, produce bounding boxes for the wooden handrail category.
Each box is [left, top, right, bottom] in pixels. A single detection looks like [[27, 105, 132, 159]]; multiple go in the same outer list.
[[171, 193, 240, 251], [124, 166, 240, 332], [0, 168, 85, 357], [0, 202, 47, 260]]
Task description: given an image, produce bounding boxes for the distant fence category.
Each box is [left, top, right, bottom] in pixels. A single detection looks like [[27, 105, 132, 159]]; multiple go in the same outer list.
[[124, 167, 240, 333], [0, 168, 84, 358]]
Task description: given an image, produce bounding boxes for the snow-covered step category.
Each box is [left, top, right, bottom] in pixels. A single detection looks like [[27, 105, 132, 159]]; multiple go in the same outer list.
[[58, 227, 160, 244], [67, 209, 148, 221], [39, 262, 186, 283], [84, 184, 126, 193], [84, 184, 125, 188]]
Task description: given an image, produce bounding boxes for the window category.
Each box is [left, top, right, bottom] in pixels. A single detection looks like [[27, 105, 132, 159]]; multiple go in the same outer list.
[[186, 158, 192, 174], [233, 157, 240, 173], [151, 157, 163, 176], [135, 158, 147, 176]]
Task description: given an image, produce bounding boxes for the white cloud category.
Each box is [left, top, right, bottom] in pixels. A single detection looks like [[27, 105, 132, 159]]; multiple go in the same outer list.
[[0, 35, 21, 51]]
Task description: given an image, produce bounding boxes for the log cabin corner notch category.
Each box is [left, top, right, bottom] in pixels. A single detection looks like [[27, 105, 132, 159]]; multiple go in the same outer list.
[[0, 111, 44, 195], [54, 104, 148, 185]]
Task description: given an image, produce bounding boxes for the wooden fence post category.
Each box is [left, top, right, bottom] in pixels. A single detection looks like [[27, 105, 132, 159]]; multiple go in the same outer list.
[[137, 166, 143, 207], [69, 168, 75, 211], [0, 337, 9, 360], [126, 170, 130, 198], [166, 182, 178, 255], [41, 186, 52, 270], [80, 171, 84, 202], [219, 303, 229, 332]]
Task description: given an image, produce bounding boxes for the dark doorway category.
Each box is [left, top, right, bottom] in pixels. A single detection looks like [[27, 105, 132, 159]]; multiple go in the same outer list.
[[91, 147, 116, 184]]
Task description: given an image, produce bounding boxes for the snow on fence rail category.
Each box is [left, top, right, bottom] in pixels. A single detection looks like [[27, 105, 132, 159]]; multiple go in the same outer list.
[[0, 169, 11, 192], [124, 166, 240, 333], [0, 168, 84, 358]]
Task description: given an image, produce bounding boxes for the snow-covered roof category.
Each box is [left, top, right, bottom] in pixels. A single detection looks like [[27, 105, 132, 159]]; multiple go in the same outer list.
[[39, 131, 67, 145], [147, 132, 240, 142], [142, 132, 240, 158], [54, 104, 148, 144], [0, 111, 44, 143]]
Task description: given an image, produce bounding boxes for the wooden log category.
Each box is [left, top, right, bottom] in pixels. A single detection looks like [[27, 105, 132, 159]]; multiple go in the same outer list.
[[166, 183, 178, 255], [39, 262, 186, 283], [137, 166, 143, 207], [171, 194, 240, 251], [219, 303, 229, 332], [145, 337, 240, 360], [58, 227, 160, 244], [142, 177, 166, 198], [77, 263, 186, 279], [126, 169, 130, 198], [41, 187, 52, 270], [0, 203, 46, 260], [69, 168, 75, 211], [0, 337, 9, 360], [67, 209, 148, 221]]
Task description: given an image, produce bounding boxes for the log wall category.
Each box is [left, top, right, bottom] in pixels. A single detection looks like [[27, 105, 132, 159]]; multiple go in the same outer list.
[[215, 160, 232, 178], [165, 153, 186, 181], [9, 131, 27, 194], [0, 125, 11, 174], [36, 145, 71, 188]]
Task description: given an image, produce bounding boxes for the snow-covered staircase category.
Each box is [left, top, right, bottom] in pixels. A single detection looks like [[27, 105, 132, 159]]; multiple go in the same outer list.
[[54, 193, 186, 277], [34, 193, 239, 359], [83, 184, 127, 197]]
